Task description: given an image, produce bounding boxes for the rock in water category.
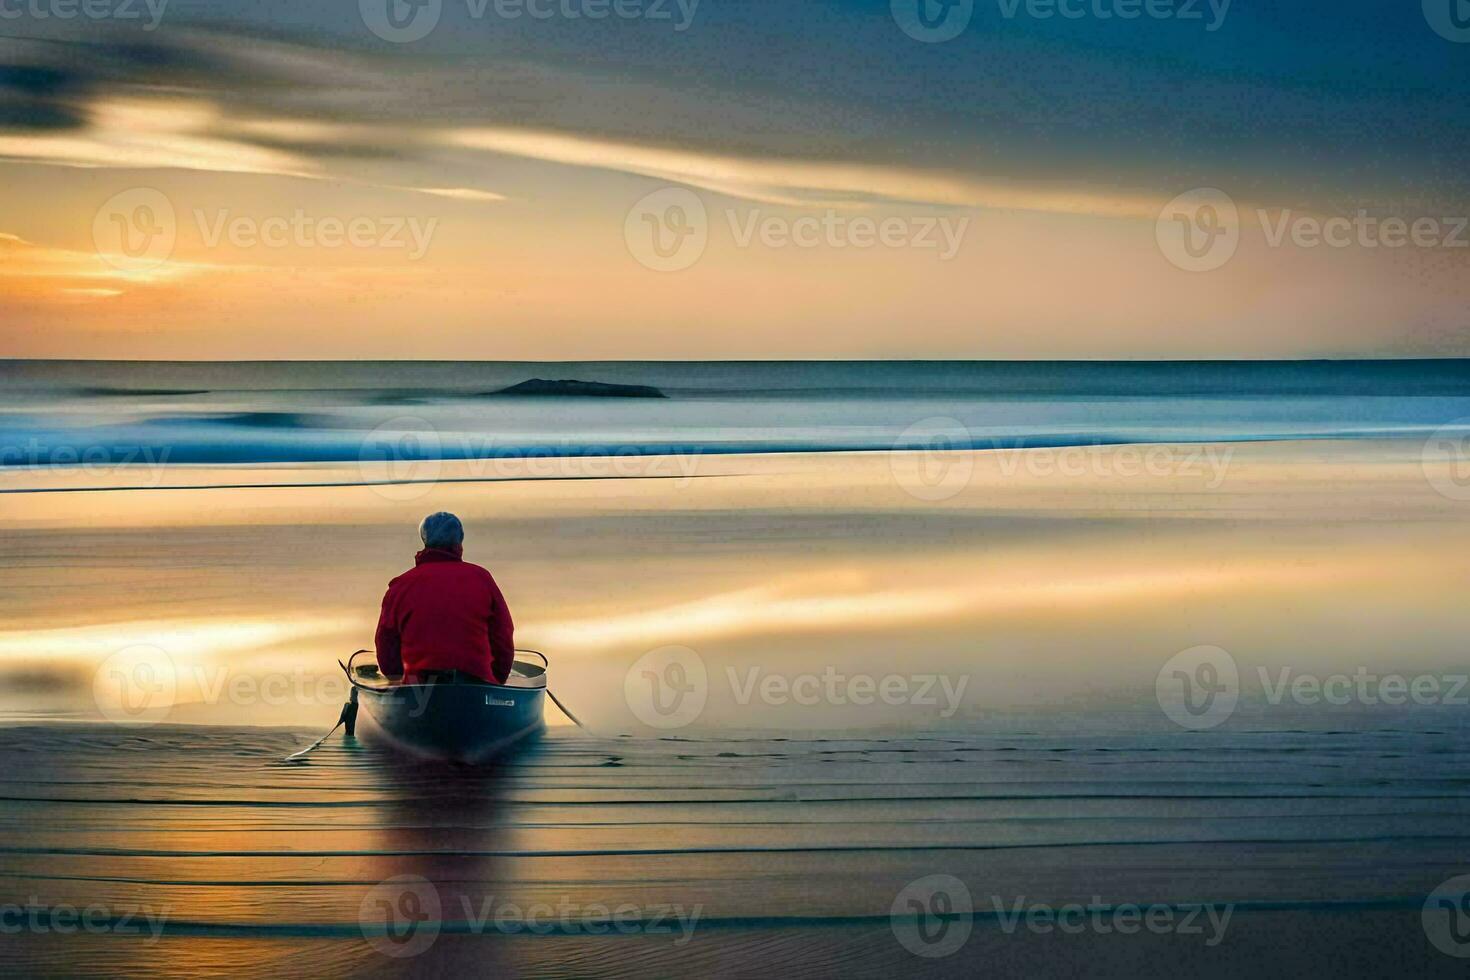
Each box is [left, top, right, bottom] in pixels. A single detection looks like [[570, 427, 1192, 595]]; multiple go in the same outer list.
[[490, 379, 668, 398]]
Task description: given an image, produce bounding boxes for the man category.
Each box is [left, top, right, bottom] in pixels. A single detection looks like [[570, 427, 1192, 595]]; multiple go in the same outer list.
[[375, 512, 515, 685]]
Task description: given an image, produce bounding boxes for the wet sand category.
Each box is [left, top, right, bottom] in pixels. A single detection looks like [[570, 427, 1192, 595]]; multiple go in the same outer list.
[[2, 441, 1469, 732], [2, 439, 1470, 975], [1, 724, 1467, 978]]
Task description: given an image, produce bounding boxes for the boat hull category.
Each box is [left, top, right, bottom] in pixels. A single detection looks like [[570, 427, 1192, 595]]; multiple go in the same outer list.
[[358, 682, 545, 763]]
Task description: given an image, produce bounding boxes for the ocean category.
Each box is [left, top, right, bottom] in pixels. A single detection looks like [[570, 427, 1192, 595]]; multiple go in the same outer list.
[[3, 359, 1470, 471]]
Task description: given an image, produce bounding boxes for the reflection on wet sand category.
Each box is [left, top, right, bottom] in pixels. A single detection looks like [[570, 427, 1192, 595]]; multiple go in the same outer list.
[[353, 737, 523, 977], [3, 724, 1469, 979], [1, 441, 1468, 732]]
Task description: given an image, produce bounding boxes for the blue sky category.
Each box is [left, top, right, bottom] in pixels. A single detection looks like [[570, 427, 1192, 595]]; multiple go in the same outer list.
[[0, 0, 1466, 357]]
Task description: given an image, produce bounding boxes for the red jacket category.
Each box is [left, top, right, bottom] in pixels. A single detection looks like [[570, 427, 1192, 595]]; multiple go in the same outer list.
[[375, 545, 515, 684]]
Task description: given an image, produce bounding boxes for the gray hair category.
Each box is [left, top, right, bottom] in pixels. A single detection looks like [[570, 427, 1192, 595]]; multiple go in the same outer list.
[[419, 512, 464, 550]]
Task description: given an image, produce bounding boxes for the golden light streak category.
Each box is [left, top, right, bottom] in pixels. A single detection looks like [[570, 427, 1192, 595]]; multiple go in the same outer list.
[[0, 614, 355, 666], [537, 556, 1371, 653]]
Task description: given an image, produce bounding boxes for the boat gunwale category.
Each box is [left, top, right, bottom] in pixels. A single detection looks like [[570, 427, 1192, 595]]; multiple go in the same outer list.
[[343, 650, 548, 693]]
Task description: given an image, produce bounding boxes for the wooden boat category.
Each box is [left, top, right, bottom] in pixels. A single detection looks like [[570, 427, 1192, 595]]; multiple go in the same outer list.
[[341, 649, 547, 763]]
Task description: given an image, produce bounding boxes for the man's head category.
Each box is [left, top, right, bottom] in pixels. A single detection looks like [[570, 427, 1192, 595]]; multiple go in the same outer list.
[[419, 511, 464, 551]]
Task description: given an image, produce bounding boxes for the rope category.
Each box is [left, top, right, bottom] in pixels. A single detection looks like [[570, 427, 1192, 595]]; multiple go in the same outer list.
[[546, 688, 586, 729]]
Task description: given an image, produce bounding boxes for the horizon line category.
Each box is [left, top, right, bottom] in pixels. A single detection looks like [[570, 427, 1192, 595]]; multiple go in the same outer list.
[[4, 356, 1470, 366]]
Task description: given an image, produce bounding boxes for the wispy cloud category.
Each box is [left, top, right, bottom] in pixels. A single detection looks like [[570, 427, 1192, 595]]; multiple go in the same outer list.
[[407, 186, 507, 203], [0, 83, 1154, 214], [0, 230, 176, 286], [447, 125, 1159, 214], [0, 97, 315, 177]]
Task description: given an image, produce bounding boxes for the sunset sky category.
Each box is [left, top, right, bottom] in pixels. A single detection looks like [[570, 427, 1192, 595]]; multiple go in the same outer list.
[[1, 0, 1467, 359]]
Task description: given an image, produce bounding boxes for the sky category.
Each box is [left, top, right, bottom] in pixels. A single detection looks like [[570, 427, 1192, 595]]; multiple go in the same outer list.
[[0, 0, 1467, 359]]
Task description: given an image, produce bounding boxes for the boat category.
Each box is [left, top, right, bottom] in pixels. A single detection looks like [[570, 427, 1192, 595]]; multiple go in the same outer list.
[[340, 649, 548, 763]]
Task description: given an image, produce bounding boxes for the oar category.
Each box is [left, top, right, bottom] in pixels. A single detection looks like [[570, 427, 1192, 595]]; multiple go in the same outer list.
[[281, 716, 345, 763]]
